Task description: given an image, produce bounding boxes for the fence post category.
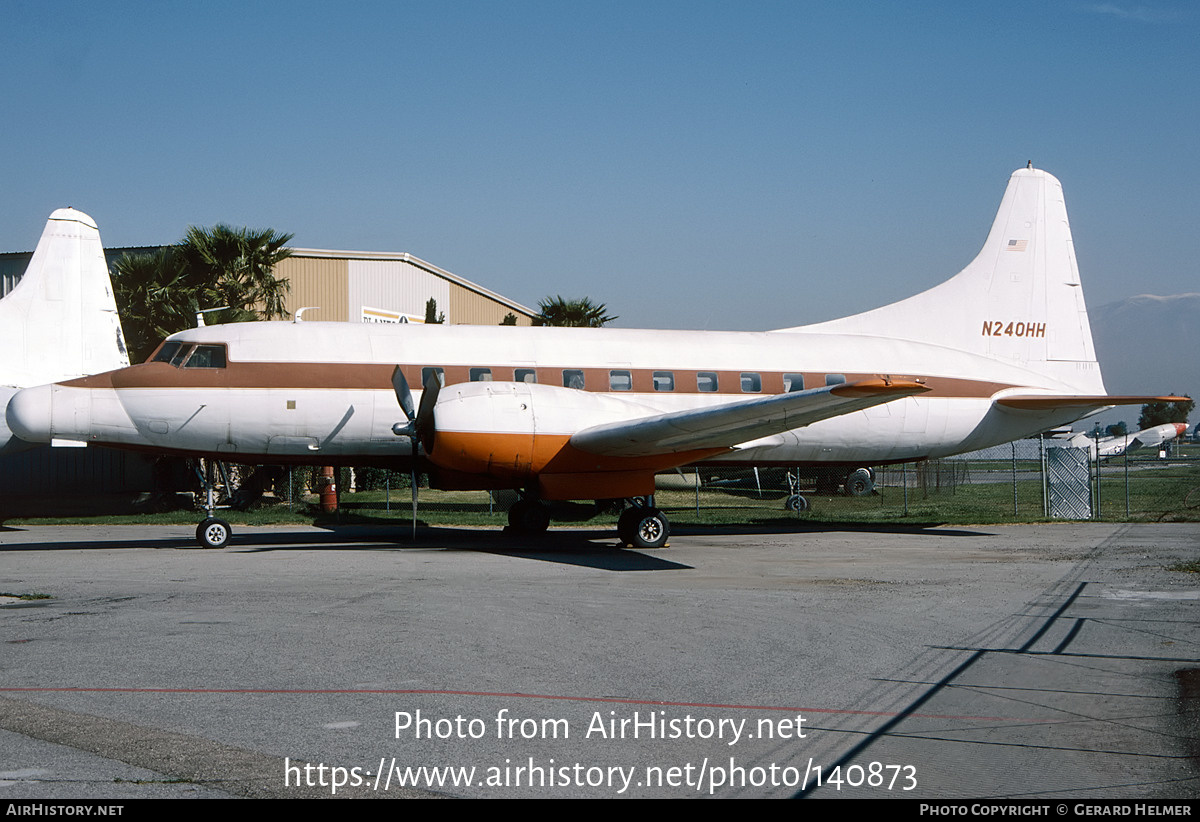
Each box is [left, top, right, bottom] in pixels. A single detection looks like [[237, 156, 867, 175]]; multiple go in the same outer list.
[[1124, 449, 1130, 519], [1011, 441, 1018, 516], [1040, 434, 1048, 518]]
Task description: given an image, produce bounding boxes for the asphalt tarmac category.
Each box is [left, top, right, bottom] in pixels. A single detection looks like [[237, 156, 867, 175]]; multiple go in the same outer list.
[[1, 521, 1197, 799]]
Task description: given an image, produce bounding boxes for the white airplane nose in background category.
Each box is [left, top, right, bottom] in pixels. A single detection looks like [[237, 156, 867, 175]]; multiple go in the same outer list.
[[6, 383, 56, 444]]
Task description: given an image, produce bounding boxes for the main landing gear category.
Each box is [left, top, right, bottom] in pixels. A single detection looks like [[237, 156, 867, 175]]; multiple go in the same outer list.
[[504, 492, 670, 550], [507, 495, 551, 535], [617, 497, 670, 550]]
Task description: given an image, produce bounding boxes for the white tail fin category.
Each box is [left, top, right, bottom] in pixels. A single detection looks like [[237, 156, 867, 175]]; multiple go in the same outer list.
[[0, 208, 129, 388], [780, 168, 1106, 394]]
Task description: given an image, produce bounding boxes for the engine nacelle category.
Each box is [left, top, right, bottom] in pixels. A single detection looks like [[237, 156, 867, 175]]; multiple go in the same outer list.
[[427, 381, 659, 481]]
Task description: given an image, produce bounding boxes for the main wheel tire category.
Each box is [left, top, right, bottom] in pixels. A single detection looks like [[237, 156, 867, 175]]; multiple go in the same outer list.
[[844, 467, 874, 497], [785, 494, 809, 512], [617, 508, 639, 546], [196, 518, 231, 549], [507, 501, 527, 530], [627, 508, 669, 550], [508, 500, 550, 534]]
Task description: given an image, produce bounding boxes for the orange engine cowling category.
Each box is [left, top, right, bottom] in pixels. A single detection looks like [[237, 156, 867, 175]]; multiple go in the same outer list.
[[426, 381, 551, 480], [422, 380, 725, 500]]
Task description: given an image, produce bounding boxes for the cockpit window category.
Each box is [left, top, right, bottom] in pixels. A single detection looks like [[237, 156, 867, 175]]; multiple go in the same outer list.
[[182, 345, 227, 369], [152, 342, 183, 364], [169, 345, 193, 367]]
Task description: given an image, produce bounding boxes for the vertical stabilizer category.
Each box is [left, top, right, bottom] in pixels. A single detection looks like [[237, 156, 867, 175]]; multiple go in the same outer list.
[[0, 208, 129, 388], [779, 169, 1106, 394], [1, 209, 129, 452]]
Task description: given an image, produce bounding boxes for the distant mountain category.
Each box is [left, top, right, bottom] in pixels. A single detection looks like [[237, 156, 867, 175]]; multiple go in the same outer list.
[[1088, 293, 1198, 426]]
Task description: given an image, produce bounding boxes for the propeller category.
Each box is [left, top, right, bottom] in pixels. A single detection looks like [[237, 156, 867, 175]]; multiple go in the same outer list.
[[391, 367, 441, 538]]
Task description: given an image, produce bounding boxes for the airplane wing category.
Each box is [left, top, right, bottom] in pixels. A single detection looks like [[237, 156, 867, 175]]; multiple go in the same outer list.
[[569, 378, 928, 458]]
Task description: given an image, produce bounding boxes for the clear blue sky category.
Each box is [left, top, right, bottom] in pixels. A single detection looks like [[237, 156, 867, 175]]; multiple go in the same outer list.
[[3, 1, 1196, 329]]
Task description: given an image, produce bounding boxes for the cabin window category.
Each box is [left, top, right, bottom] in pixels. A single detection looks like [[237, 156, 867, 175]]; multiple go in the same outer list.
[[152, 342, 183, 364], [825, 373, 846, 386], [783, 373, 805, 392], [609, 370, 632, 391], [182, 345, 227, 369], [740, 372, 762, 393], [653, 371, 674, 392], [421, 367, 445, 387], [469, 367, 493, 382], [515, 368, 537, 384], [697, 371, 719, 393], [563, 369, 585, 390]]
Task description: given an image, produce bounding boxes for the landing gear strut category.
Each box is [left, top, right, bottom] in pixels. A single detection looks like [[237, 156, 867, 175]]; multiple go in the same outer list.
[[785, 470, 808, 512], [617, 496, 670, 549], [193, 459, 232, 548]]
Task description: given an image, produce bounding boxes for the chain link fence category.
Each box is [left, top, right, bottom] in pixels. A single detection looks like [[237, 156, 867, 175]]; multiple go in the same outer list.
[[8, 441, 1195, 526], [270, 440, 1200, 527]]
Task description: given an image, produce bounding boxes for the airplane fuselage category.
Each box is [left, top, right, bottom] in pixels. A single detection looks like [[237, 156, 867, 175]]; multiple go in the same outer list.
[[11, 319, 1101, 498]]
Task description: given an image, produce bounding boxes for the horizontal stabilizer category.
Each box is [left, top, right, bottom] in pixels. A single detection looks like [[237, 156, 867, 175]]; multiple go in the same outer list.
[[570, 379, 928, 458], [995, 394, 1189, 411]]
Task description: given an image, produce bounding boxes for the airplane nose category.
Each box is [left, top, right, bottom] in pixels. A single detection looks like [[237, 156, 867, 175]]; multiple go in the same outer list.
[[6, 384, 56, 443]]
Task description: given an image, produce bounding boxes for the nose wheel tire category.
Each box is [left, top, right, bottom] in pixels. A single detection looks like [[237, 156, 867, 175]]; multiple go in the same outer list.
[[785, 494, 809, 512], [196, 518, 232, 549]]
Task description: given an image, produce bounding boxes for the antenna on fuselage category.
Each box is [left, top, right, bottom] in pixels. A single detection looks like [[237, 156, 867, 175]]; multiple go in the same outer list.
[[195, 306, 230, 327]]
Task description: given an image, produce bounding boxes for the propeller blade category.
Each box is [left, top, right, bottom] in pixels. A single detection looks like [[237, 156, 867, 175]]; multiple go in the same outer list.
[[391, 366, 416, 422], [415, 370, 442, 453]]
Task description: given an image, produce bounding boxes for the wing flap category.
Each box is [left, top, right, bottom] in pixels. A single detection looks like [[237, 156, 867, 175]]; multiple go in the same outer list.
[[570, 379, 928, 458]]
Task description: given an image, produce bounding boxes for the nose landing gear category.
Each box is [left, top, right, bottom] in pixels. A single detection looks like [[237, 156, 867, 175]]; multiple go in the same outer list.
[[193, 459, 232, 548]]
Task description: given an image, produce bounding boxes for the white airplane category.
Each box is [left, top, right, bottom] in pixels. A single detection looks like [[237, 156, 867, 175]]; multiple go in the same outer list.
[[6, 168, 1183, 548], [1069, 422, 1189, 458], [0, 208, 129, 454]]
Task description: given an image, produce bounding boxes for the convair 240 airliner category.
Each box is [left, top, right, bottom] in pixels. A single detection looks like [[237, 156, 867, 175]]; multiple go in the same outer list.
[[6, 168, 1181, 548]]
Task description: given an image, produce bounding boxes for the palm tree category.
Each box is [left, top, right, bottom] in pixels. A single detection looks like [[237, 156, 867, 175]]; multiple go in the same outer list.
[[111, 225, 294, 362], [112, 247, 201, 364], [532, 295, 617, 327], [181, 225, 293, 320]]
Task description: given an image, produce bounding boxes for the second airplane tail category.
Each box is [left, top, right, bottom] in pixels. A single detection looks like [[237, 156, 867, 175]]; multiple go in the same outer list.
[[0, 208, 129, 388]]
